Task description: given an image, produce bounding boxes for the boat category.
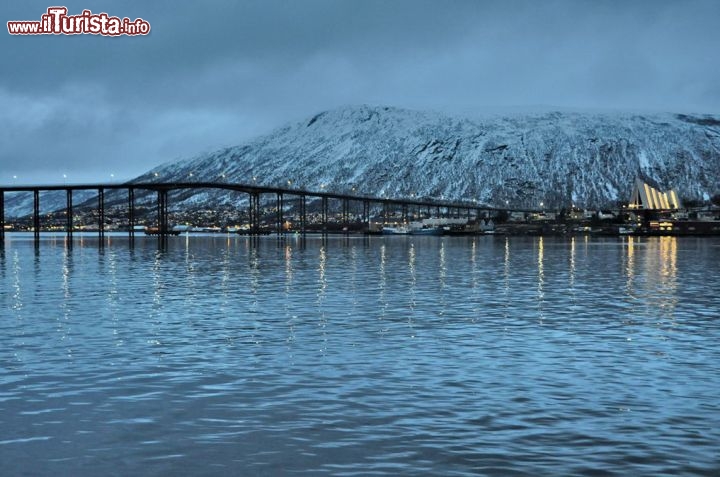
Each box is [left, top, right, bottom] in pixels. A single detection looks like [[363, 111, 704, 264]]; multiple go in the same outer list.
[[382, 225, 411, 235], [144, 227, 181, 236], [442, 223, 482, 236], [410, 226, 443, 235], [236, 227, 272, 235]]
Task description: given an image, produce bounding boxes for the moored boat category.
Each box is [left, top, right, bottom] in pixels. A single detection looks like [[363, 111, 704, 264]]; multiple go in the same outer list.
[[410, 226, 443, 235], [382, 225, 411, 235], [144, 227, 181, 236]]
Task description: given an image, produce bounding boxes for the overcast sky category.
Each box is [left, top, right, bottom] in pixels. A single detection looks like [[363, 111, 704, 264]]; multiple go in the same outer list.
[[2, 0, 719, 183]]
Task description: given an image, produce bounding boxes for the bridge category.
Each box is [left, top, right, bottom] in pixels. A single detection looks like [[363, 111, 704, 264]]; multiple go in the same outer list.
[[0, 181, 528, 242]]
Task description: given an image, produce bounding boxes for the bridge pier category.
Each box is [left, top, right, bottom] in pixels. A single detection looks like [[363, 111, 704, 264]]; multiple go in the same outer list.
[[33, 190, 40, 242], [247, 192, 253, 232], [157, 189, 169, 234], [98, 188, 105, 240], [362, 200, 370, 231], [248, 192, 260, 234], [342, 198, 349, 233], [276, 192, 284, 234], [321, 196, 328, 233], [66, 189, 73, 239], [0, 190, 4, 243], [255, 193, 260, 233], [300, 194, 306, 234], [128, 188, 135, 239]]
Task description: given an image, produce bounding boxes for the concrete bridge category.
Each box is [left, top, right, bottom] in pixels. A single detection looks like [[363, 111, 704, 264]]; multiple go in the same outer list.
[[0, 181, 527, 242]]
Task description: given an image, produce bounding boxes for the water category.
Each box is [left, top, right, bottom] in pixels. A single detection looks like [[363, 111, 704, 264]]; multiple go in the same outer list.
[[1, 233, 719, 476]]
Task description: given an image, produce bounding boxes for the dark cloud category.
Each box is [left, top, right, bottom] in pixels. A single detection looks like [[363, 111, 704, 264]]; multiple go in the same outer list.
[[1, 0, 719, 183]]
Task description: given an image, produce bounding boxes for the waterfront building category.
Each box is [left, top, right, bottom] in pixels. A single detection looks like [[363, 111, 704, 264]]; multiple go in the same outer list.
[[628, 178, 681, 210]]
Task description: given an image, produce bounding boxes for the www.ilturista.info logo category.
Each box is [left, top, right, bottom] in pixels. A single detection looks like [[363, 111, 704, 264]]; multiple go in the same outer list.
[[7, 7, 150, 36]]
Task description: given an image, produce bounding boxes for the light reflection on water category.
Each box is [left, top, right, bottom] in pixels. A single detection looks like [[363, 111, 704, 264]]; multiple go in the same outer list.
[[1, 233, 719, 476]]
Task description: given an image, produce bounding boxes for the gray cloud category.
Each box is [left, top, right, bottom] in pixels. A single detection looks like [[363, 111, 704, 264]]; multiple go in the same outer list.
[[1, 0, 719, 183]]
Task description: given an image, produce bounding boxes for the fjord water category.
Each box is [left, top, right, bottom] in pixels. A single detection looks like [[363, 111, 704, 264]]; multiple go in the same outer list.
[[1, 233, 719, 476]]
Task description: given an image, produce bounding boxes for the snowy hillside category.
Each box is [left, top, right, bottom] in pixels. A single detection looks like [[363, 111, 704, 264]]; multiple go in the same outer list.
[[5, 105, 720, 216], [137, 105, 720, 209]]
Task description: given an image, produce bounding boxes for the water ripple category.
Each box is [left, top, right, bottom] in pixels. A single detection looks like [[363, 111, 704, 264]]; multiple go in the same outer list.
[[1, 235, 719, 475]]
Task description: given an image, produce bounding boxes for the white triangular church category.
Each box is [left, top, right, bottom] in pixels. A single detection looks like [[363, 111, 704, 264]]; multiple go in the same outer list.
[[629, 178, 681, 210]]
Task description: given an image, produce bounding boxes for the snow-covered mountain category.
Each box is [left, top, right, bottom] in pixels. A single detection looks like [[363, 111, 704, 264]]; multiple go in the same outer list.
[[136, 105, 720, 209], [5, 105, 720, 216]]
